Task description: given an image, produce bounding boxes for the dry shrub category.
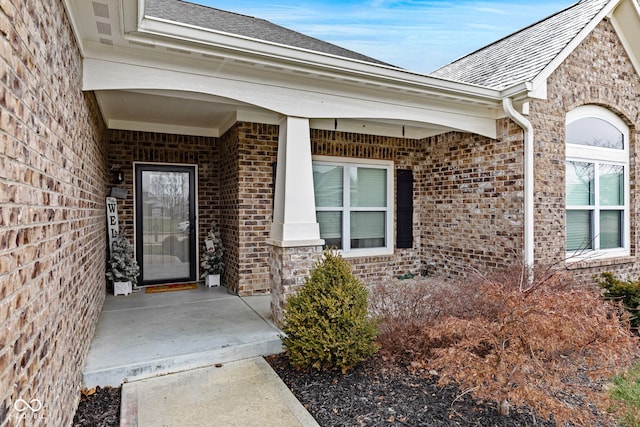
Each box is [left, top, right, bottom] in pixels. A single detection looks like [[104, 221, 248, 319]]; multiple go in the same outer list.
[[370, 263, 639, 425], [369, 277, 483, 362]]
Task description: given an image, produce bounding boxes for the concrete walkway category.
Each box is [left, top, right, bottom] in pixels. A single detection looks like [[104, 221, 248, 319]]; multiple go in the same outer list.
[[83, 285, 320, 426], [83, 285, 282, 387], [120, 357, 319, 427]]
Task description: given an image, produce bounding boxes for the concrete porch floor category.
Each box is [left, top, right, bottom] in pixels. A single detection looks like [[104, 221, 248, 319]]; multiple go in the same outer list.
[[82, 285, 283, 387]]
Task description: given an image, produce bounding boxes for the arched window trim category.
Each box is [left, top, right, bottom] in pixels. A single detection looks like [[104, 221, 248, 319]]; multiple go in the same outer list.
[[565, 105, 630, 261], [566, 105, 628, 130]]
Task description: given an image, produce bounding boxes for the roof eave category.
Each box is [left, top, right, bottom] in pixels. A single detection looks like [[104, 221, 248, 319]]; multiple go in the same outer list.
[[529, 0, 624, 95], [130, 1, 505, 107], [499, 81, 540, 100]]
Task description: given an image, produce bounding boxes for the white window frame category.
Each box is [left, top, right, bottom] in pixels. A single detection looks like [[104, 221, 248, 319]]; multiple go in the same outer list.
[[565, 105, 629, 261], [313, 155, 394, 258]]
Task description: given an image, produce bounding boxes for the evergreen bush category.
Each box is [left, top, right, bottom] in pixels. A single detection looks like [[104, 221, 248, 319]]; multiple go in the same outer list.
[[281, 250, 378, 373], [598, 272, 640, 329]]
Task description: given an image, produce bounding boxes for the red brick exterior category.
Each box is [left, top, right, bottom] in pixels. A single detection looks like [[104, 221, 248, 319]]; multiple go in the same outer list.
[[218, 123, 278, 295], [2, 2, 640, 424], [1, 1, 109, 425], [219, 125, 241, 292], [421, 122, 525, 277], [529, 18, 640, 282], [101, 22, 640, 301]]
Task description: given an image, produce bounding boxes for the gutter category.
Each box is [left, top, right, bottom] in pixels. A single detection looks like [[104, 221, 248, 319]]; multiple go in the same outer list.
[[502, 98, 534, 271]]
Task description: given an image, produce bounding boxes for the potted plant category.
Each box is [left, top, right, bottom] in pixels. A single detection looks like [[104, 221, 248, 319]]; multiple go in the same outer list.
[[201, 224, 224, 287], [106, 232, 140, 295]]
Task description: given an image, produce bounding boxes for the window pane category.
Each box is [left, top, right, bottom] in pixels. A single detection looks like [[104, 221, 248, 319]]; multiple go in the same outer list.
[[350, 168, 386, 207], [350, 211, 385, 248], [566, 210, 592, 251], [317, 211, 342, 249], [600, 211, 622, 249], [566, 161, 594, 206], [313, 165, 343, 207], [599, 164, 624, 206], [566, 117, 624, 149]]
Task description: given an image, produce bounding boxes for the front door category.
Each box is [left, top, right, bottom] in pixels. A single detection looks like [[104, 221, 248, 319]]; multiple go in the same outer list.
[[135, 164, 197, 285]]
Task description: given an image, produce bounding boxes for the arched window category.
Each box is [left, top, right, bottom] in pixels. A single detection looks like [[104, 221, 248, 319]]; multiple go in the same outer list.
[[565, 106, 629, 258]]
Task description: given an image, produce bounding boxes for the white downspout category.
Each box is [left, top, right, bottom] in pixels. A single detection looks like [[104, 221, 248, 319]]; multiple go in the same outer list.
[[502, 98, 534, 271]]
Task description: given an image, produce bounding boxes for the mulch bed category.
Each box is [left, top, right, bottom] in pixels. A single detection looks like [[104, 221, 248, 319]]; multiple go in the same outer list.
[[72, 386, 121, 427], [266, 353, 555, 426], [72, 355, 610, 426]]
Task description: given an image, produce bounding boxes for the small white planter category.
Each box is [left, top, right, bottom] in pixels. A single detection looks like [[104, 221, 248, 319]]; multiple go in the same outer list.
[[114, 281, 132, 296], [205, 274, 221, 287]]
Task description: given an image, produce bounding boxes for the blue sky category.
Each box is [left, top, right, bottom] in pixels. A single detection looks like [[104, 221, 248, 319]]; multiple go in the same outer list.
[[189, 0, 577, 73]]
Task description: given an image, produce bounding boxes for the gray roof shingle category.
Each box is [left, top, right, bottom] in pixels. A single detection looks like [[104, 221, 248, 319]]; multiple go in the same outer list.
[[430, 0, 611, 90], [145, 0, 394, 66]]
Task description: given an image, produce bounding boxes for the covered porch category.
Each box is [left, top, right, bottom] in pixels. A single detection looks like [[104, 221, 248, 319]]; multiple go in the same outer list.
[[82, 285, 282, 387], [65, 0, 526, 325]]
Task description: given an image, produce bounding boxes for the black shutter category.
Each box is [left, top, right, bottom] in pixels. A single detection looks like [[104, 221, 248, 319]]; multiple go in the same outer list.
[[396, 169, 413, 248]]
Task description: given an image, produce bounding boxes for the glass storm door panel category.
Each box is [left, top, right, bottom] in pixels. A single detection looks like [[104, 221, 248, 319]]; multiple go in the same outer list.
[[135, 164, 196, 285]]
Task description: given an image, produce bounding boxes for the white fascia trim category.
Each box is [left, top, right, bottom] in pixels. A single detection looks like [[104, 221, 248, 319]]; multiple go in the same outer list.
[[81, 56, 499, 139], [236, 110, 280, 126], [120, 30, 504, 109], [505, 81, 547, 101], [531, 0, 621, 91], [130, 3, 503, 106], [610, 0, 640, 77]]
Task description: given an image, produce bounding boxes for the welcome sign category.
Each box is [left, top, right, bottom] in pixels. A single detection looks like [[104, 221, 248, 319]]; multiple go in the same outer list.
[[106, 197, 120, 255]]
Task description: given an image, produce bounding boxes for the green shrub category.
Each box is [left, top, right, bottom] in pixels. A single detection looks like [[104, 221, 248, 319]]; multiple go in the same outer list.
[[281, 250, 378, 373], [598, 272, 640, 328]]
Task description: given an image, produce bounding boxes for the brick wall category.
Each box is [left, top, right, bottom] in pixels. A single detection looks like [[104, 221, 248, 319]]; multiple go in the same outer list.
[[1, 0, 109, 425], [529, 18, 640, 283], [102, 18, 640, 299], [107, 123, 277, 296], [269, 245, 324, 325], [219, 125, 241, 292], [106, 130, 220, 280], [220, 125, 428, 294], [234, 124, 525, 290], [420, 123, 525, 277], [219, 122, 278, 296]]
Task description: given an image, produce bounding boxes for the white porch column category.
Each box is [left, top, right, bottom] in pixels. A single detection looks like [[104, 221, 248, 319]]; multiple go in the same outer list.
[[269, 116, 324, 246]]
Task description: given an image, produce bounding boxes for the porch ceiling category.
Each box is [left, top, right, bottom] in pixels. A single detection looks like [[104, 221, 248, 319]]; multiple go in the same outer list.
[[94, 89, 257, 137], [64, 0, 513, 140]]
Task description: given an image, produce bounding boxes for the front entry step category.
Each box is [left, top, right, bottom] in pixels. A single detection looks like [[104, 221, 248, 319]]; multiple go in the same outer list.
[[82, 287, 282, 387]]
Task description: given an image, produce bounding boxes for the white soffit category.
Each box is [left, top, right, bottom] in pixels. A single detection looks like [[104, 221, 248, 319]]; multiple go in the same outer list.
[[95, 90, 262, 137], [65, 0, 506, 139]]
